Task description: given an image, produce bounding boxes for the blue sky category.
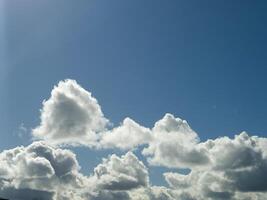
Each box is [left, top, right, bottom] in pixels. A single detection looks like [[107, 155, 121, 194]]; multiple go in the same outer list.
[[1, 0, 267, 188]]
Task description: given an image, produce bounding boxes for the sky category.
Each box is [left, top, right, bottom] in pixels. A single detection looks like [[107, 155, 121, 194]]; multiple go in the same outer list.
[[1, 1, 267, 200]]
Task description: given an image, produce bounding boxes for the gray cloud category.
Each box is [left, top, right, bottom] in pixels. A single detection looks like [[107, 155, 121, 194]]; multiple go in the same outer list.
[[0, 187, 55, 200], [129, 186, 197, 200], [206, 132, 267, 193], [88, 190, 130, 200]]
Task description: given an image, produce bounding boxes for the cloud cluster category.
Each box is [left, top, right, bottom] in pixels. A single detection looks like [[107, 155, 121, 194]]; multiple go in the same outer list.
[[0, 142, 149, 200], [0, 141, 85, 200], [1, 79, 267, 199], [162, 132, 267, 199]]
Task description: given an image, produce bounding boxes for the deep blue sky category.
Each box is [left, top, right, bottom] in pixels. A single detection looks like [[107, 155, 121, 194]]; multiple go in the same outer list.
[[1, 0, 267, 185]]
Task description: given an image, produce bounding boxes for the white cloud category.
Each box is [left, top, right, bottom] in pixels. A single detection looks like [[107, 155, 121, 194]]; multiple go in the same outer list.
[[0, 141, 87, 200], [204, 132, 267, 193], [143, 113, 210, 169], [163, 171, 237, 200], [91, 151, 149, 191], [32, 79, 109, 147], [161, 132, 267, 199], [0, 141, 152, 200], [100, 118, 152, 150], [1, 132, 267, 200], [85, 151, 150, 200]]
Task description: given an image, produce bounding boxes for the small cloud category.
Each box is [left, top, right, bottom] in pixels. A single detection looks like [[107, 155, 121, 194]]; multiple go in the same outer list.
[[13, 123, 28, 139]]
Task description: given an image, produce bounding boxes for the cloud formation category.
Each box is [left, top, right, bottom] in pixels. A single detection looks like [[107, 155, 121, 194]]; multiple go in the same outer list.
[[1, 79, 267, 199], [162, 132, 267, 199], [0, 141, 86, 200], [0, 142, 150, 200], [206, 132, 267, 193], [100, 118, 152, 150], [91, 151, 149, 190], [32, 79, 109, 146], [143, 113, 210, 169]]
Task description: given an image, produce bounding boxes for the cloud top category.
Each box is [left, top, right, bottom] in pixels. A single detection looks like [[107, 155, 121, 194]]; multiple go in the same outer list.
[[32, 79, 109, 146]]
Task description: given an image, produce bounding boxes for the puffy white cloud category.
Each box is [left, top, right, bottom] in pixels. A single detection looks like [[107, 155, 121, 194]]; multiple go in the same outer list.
[[31, 80, 151, 151], [0, 141, 151, 200], [162, 132, 267, 200], [164, 171, 236, 200], [0, 141, 86, 200], [91, 151, 149, 191], [143, 113, 210, 169], [141, 115, 267, 197], [205, 132, 267, 193], [100, 118, 152, 150], [32, 79, 109, 146]]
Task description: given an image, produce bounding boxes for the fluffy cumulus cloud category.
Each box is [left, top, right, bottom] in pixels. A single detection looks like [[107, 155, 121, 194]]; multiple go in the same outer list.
[[161, 132, 267, 199], [143, 113, 210, 169], [205, 132, 267, 193], [0, 142, 148, 200], [32, 79, 109, 146], [0, 141, 86, 200], [1, 79, 267, 199], [91, 151, 149, 191], [31, 79, 151, 150], [100, 118, 152, 150]]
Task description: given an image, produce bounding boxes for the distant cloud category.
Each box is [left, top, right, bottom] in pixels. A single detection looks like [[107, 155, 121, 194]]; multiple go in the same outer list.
[[1, 79, 266, 199]]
